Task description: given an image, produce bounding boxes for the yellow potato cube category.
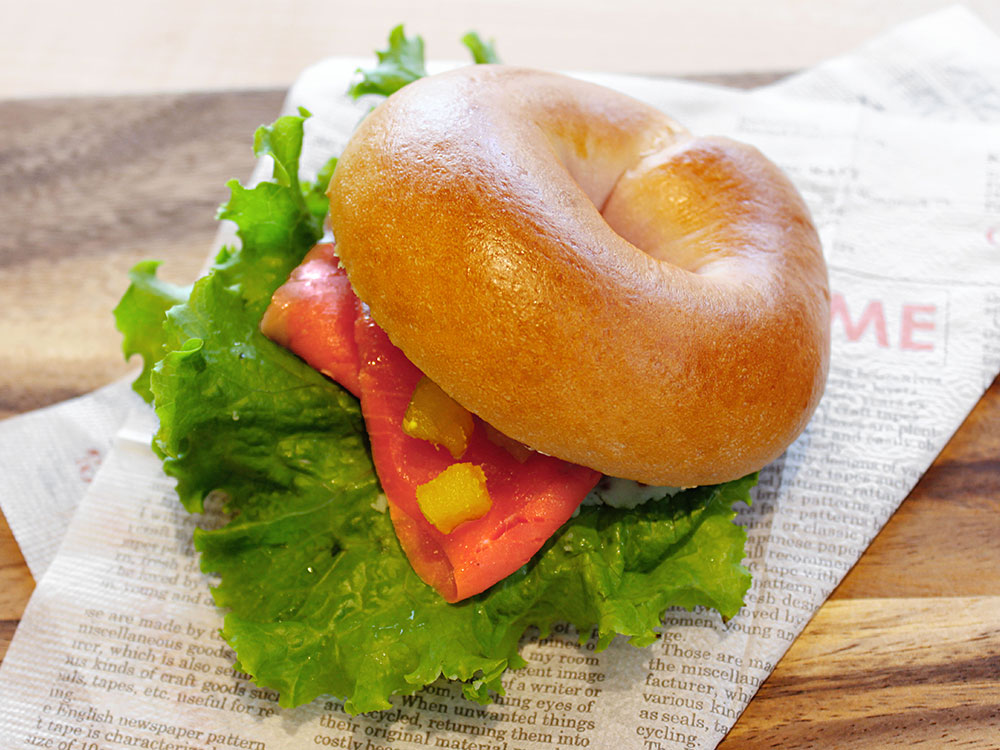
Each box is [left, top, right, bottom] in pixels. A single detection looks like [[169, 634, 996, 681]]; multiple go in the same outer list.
[[402, 376, 475, 459], [416, 463, 492, 534]]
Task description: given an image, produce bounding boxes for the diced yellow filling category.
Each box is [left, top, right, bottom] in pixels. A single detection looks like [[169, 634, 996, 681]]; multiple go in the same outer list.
[[416, 463, 492, 534], [402, 376, 474, 459]]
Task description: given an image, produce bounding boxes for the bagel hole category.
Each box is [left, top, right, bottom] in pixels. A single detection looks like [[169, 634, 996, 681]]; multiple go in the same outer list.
[[600, 162, 725, 275], [549, 131, 716, 274], [601, 199, 710, 273]]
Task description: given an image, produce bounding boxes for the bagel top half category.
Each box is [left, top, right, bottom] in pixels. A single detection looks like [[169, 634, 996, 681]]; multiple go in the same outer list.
[[328, 65, 830, 487]]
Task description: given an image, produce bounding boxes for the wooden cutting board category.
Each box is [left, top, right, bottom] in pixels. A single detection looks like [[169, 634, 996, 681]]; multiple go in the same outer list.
[[0, 86, 998, 748]]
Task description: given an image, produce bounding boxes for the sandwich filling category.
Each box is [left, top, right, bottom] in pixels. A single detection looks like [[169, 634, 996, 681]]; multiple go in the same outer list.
[[261, 243, 601, 601]]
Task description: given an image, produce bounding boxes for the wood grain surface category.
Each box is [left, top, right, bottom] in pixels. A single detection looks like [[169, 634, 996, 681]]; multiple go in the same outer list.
[[0, 88, 998, 748]]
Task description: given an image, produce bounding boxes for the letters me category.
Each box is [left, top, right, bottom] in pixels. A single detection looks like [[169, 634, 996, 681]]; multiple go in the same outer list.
[[831, 293, 936, 351]]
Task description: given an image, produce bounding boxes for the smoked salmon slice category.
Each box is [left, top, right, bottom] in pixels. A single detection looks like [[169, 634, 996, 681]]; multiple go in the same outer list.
[[260, 243, 361, 397], [264, 244, 601, 601]]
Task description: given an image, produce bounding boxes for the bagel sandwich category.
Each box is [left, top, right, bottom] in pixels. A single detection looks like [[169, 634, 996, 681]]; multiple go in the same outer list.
[[115, 28, 828, 713]]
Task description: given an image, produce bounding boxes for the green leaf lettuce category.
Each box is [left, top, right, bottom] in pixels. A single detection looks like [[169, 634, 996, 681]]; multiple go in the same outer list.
[[461, 31, 502, 64], [349, 25, 428, 99]]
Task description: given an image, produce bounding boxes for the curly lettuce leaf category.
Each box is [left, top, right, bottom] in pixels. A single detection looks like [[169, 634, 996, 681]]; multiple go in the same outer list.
[[349, 25, 428, 99], [350, 25, 502, 99], [306, 154, 338, 220], [113, 261, 190, 401], [116, 43, 754, 715], [207, 475, 752, 712], [461, 31, 501, 64]]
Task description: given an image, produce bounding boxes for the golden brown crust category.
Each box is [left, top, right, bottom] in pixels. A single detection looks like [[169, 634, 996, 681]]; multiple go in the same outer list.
[[329, 65, 829, 486]]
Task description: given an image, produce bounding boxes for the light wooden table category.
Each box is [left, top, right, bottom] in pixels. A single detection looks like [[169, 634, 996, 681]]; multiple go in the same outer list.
[[1, 84, 999, 748]]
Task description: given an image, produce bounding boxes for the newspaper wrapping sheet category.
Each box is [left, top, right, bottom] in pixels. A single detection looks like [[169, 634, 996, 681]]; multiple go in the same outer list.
[[1, 7, 999, 750]]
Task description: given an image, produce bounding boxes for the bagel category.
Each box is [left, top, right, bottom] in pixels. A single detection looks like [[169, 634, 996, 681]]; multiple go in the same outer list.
[[328, 65, 829, 487]]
